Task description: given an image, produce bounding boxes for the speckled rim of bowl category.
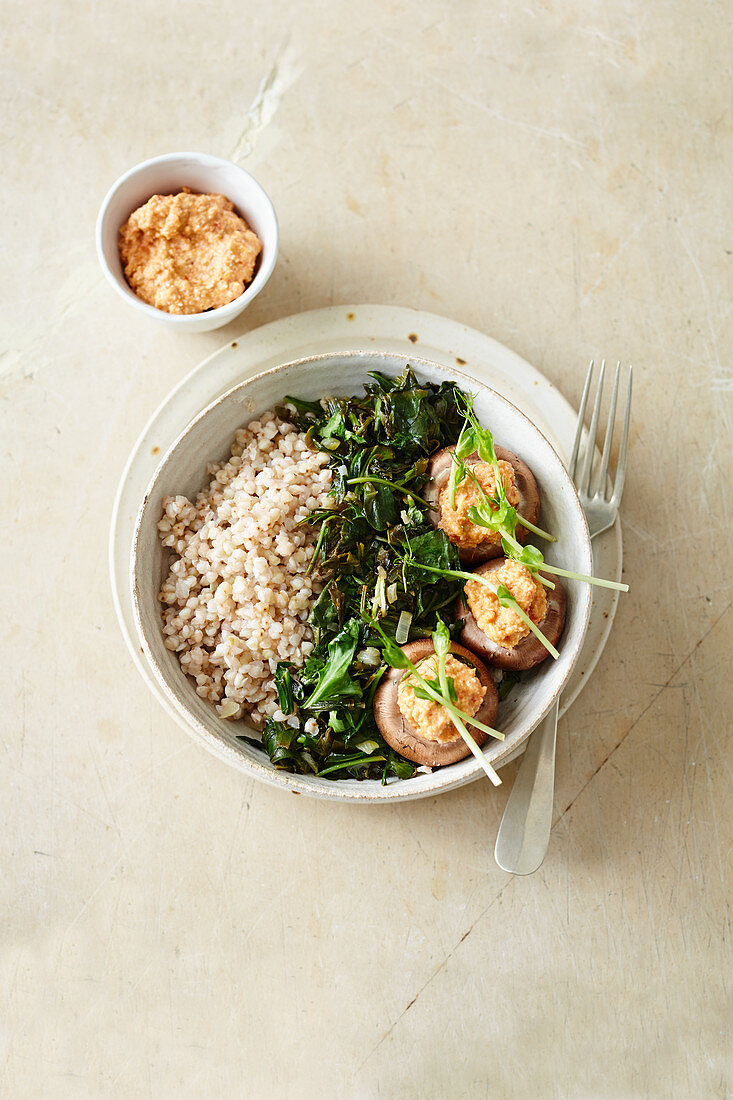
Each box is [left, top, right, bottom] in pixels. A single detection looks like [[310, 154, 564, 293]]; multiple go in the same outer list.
[[130, 351, 592, 802], [95, 151, 279, 329]]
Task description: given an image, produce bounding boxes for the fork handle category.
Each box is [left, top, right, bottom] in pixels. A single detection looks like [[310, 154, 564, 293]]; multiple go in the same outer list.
[[494, 699, 559, 875]]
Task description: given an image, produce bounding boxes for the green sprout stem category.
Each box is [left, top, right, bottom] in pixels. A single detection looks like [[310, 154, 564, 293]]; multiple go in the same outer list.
[[453, 718, 502, 786], [536, 574, 557, 591], [440, 698, 501, 784], [318, 754, 386, 777], [534, 563, 629, 592], [436, 646, 451, 701], [498, 527, 523, 554], [347, 476, 430, 508], [305, 513, 337, 576], [447, 417, 474, 508], [515, 514, 557, 542], [407, 559, 559, 660], [501, 532, 627, 593], [507, 600, 560, 659]]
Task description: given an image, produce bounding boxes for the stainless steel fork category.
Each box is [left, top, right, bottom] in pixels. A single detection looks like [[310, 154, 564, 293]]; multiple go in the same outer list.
[[494, 359, 633, 875], [570, 360, 633, 538]]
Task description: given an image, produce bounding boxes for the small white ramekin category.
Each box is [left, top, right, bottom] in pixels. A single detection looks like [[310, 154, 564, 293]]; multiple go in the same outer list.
[[96, 152, 278, 333]]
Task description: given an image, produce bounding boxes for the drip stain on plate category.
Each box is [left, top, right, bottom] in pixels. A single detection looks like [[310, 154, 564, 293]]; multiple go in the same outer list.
[[151, 446, 160, 455], [408, 333, 418, 343], [456, 357, 466, 365], [346, 312, 355, 321]]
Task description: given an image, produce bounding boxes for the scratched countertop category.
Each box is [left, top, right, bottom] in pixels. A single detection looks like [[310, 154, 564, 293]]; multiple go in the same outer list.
[[2, 4, 730, 1098]]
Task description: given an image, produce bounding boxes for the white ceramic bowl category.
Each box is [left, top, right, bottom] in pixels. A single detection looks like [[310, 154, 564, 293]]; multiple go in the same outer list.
[[96, 152, 278, 333], [130, 351, 592, 802]]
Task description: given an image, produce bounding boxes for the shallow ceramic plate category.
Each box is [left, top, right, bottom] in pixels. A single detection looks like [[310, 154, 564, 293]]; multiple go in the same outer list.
[[130, 351, 592, 801], [110, 305, 622, 790]]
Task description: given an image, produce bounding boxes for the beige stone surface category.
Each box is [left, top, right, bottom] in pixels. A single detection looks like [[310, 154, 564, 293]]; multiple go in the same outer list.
[[2, 2, 730, 1097]]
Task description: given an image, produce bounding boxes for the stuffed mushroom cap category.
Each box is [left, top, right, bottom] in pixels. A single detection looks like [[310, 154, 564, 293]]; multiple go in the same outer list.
[[373, 639, 499, 767], [424, 445, 541, 566], [455, 558, 566, 671]]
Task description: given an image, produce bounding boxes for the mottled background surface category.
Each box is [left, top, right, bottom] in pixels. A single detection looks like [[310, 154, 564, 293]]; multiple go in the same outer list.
[[2, 2, 730, 1097]]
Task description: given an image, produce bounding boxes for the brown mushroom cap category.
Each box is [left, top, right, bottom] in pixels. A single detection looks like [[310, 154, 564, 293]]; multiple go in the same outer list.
[[424, 445, 541, 565], [455, 558, 566, 671], [373, 639, 499, 767]]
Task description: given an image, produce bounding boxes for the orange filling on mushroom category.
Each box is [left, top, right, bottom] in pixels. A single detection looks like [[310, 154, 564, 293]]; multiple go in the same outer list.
[[465, 561, 547, 649], [118, 189, 262, 314], [438, 460, 519, 548], [396, 654, 486, 742]]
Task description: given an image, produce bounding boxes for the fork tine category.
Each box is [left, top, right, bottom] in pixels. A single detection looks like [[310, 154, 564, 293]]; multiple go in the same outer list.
[[569, 360, 594, 481], [580, 359, 605, 494], [611, 365, 633, 503], [597, 361, 620, 499]]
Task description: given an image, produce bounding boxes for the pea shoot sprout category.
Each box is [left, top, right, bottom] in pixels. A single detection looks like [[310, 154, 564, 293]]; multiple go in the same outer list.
[[405, 559, 560, 659], [366, 616, 504, 786], [447, 394, 629, 595]]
